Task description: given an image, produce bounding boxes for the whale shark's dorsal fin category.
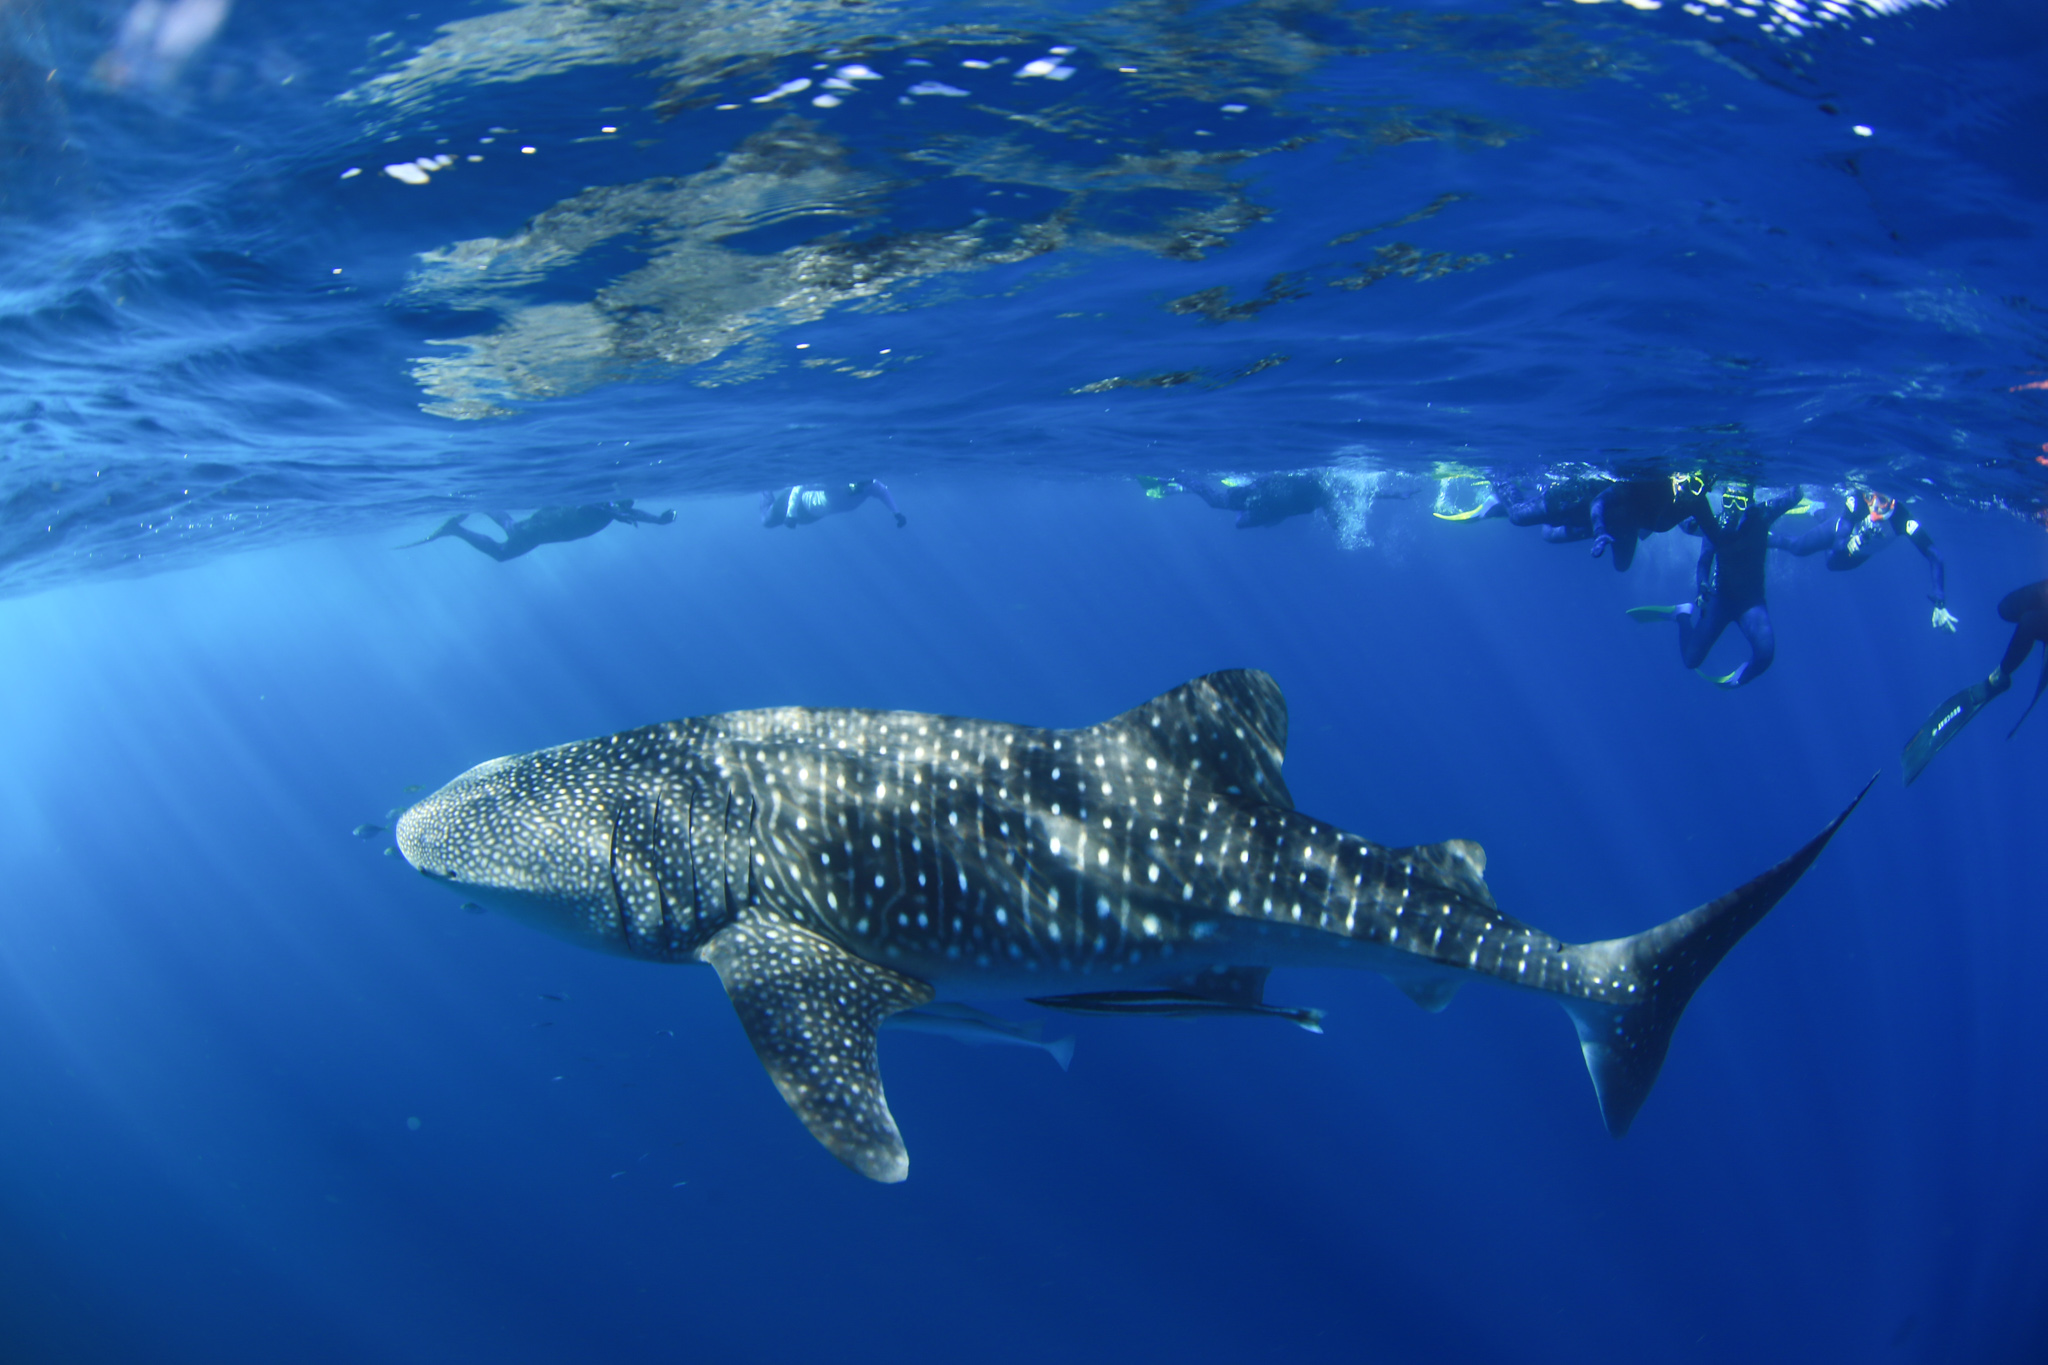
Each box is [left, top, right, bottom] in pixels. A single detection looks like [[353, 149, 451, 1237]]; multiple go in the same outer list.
[[699, 918, 934, 1183], [1442, 839, 1486, 878], [1089, 669, 1293, 808]]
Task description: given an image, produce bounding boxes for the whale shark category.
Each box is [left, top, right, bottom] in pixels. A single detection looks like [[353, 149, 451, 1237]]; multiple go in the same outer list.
[[396, 670, 1869, 1182]]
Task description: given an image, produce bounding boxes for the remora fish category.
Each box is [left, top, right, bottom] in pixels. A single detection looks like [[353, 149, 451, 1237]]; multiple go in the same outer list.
[[1031, 965, 1326, 1033], [886, 1001, 1075, 1071], [396, 670, 1869, 1182]]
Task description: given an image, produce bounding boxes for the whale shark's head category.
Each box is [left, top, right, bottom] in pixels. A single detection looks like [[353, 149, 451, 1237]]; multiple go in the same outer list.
[[396, 746, 618, 941]]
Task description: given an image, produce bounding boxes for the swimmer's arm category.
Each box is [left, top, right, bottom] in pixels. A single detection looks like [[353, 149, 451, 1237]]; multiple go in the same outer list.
[[1902, 518, 1946, 604]]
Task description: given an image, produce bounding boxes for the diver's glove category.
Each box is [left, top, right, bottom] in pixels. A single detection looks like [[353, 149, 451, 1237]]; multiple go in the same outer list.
[[1590, 533, 1614, 559], [1931, 602, 1958, 632], [894, 512, 908, 528]]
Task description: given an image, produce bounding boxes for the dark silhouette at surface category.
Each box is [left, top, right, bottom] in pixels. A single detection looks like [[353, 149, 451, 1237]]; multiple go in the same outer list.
[[761, 481, 906, 529], [410, 502, 675, 562], [1479, 472, 1611, 545], [1628, 484, 1801, 689], [1772, 491, 1953, 630], [1589, 475, 1717, 572], [1178, 472, 1331, 529], [1903, 579, 2048, 784]]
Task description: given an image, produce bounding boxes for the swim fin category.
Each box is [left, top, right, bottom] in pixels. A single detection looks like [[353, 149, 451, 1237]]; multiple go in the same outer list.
[[396, 514, 468, 548], [1432, 505, 1487, 522], [1626, 604, 1679, 623], [1902, 678, 1996, 785]]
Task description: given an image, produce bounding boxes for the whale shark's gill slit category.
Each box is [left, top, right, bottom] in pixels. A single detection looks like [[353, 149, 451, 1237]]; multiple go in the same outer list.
[[719, 788, 743, 925], [744, 797, 760, 911], [606, 797, 636, 957], [684, 779, 704, 936], [652, 789, 678, 954]]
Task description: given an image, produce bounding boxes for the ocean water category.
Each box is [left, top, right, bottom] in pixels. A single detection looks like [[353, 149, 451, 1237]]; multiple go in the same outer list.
[[2, 2, 2045, 1362]]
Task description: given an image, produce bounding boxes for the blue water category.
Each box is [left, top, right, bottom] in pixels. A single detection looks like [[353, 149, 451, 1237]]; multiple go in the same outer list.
[[3, 1, 2046, 1361]]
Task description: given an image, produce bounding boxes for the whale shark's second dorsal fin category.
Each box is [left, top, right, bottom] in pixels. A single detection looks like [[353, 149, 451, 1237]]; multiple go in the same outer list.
[[1089, 669, 1293, 808]]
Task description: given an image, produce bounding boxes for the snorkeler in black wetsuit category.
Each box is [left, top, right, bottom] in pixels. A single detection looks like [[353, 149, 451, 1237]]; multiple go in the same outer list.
[[409, 501, 675, 561], [1902, 579, 2048, 784], [761, 480, 906, 529], [1588, 473, 1717, 572], [1467, 472, 1612, 544], [1628, 482, 1801, 688], [1176, 471, 1331, 529], [1772, 491, 1955, 631]]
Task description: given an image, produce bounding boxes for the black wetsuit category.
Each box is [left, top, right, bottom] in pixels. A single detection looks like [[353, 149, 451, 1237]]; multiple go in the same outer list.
[[1181, 472, 1329, 529], [1674, 487, 1801, 687], [1770, 494, 1947, 607], [1989, 580, 2048, 700], [424, 501, 674, 561], [1487, 474, 1609, 544], [761, 480, 906, 528], [1589, 478, 1715, 572], [1901, 579, 2048, 783]]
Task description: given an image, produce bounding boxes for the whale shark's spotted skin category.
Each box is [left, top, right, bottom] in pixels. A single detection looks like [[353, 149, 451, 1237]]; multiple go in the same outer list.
[[399, 671, 1867, 1182]]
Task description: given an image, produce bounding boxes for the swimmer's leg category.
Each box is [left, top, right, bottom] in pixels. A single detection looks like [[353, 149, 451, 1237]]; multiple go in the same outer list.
[[1677, 597, 1729, 672], [1179, 478, 1240, 512], [444, 527, 524, 564], [2007, 657, 2047, 740], [2002, 614, 2048, 739], [398, 513, 496, 553], [1706, 604, 1776, 688]]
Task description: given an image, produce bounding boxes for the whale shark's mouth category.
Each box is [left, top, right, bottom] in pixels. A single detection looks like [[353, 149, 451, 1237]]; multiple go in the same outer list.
[[395, 754, 522, 876]]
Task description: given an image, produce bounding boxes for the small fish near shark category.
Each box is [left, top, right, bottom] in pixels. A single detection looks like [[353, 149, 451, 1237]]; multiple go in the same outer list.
[[396, 669, 1870, 1182]]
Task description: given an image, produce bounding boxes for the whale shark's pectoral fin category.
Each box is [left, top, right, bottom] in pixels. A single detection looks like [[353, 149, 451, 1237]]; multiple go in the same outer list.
[[1395, 976, 1463, 1013], [699, 919, 934, 1183]]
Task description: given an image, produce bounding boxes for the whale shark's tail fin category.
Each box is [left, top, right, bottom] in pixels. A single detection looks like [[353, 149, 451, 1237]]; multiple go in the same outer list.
[[1559, 777, 1874, 1137]]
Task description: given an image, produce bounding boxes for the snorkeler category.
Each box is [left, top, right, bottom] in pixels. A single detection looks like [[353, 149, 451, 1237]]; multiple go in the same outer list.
[[1901, 579, 2048, 784], [1588, 473, 1717, 572], [760, 480, 906, 529], [407, 501, 676, 562], [1627, 482, 1802, 688], [1174, 471, 1332, 529], [1466, 472, 1611, 544], [1772, 490, 1955, 631]]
